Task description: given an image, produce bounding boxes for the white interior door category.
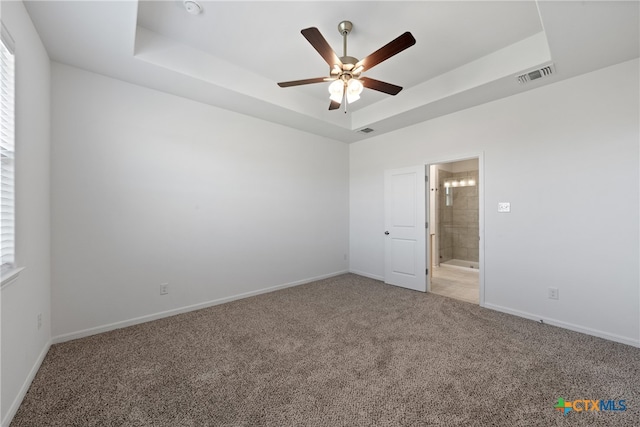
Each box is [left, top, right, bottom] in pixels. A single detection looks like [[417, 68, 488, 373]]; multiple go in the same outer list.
[[384, 166, 427, 292]]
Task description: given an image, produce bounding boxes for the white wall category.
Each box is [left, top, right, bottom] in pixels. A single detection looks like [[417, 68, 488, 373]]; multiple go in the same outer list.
[[350, 59, 640, 346], [50, 63, 349, 340], [0, 1, 51, 425]]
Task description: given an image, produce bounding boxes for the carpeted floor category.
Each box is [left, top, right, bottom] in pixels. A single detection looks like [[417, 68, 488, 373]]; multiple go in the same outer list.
[[11, 274, 640, 426]]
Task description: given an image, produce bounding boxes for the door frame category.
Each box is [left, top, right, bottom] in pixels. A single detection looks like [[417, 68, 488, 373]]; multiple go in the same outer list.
[[424, 152, 485, 306]]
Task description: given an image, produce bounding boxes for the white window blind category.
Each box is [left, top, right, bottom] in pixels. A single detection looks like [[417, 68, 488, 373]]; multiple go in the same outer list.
[[1, 25, 15, 273]]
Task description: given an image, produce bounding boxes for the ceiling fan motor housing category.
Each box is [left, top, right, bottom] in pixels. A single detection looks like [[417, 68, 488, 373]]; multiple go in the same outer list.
[[333, 56, 360, 80], [340, 56, 359, 68]]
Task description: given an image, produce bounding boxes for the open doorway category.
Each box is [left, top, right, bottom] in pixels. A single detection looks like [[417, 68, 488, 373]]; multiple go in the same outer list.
[[428, 158, 479, 304]]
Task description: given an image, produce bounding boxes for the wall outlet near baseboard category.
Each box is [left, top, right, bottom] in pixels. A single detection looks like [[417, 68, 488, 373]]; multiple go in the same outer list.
[[160, 283, 169, 295], [548, 287, 559, 300]]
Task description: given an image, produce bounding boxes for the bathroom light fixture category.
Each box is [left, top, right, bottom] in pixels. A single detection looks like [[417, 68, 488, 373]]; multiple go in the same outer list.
[[444, 177, 477, 188]]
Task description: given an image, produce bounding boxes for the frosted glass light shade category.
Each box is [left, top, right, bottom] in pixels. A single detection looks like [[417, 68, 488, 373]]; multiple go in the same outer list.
[[328, 80, 344, 103], [346, 78, 363, 104]]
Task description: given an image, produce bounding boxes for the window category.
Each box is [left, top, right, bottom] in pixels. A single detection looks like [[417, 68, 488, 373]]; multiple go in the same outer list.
[[1, 24, 15, 275]]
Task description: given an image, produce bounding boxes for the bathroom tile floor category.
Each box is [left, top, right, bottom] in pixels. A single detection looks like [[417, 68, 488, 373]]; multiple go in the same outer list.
[[430, 266, 479, 304]]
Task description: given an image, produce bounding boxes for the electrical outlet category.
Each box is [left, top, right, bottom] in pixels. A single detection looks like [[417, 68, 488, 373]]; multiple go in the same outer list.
[[548, 287, 559, 300], [160, 283, 169, 295], [37, 313, 42, 330], [498, 202, 511, 213]]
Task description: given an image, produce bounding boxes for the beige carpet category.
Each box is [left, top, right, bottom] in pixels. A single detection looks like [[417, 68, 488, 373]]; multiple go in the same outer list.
[[11, 274, 640, 426]]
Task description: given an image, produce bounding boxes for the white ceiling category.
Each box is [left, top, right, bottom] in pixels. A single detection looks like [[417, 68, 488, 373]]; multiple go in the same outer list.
[[136, 1, 543, 107], [24, 1, 640, 143]]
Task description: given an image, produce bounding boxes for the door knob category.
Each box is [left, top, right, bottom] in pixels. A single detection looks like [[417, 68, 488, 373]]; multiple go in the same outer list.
[[384, 231, 390, 235]]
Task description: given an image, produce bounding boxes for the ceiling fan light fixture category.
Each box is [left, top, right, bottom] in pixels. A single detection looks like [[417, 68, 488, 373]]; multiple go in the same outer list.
[[346, 78, 363, 103], [328, 80, 344, 103], [347, 78, 363, 94]]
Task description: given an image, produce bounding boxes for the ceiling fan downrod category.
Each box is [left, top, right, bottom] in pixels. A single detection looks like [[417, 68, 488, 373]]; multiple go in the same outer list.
[[338, 20, 353, 57], [337, 21, 359, 73]]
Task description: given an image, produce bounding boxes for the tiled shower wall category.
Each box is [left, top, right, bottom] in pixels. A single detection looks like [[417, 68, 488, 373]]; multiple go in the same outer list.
[[438, 169, 479, 263]]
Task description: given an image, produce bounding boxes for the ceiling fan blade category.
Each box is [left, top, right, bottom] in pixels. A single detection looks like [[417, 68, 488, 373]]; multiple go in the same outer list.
[[360, 77, 403, 95], [329, 100, 341, 110], [277, 77, 329, 88], [356, 32, 416, 72], [301, 27, 342, 67]]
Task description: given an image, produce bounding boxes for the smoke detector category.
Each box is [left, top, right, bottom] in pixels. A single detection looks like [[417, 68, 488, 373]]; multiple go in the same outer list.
[[183, 0, 202, 15], [517, 64, 555, 84]]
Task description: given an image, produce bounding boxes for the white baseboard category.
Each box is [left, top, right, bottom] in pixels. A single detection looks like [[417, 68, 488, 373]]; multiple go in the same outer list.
[[52, 270, 348, 344], [484, 303, 640, 348], [349, 269, 384, 281], [1, 341, 51, 427]]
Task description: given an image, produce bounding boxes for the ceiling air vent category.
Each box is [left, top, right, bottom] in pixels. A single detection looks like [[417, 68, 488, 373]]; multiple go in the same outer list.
[[517, 64, 555, 84], [359, 128, 375, 134]]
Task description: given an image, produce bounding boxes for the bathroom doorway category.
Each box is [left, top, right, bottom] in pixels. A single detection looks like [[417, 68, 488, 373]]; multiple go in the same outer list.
[[428, 158, 480, 304]]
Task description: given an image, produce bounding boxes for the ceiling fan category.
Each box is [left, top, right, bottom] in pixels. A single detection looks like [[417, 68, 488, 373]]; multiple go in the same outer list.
[[277, 21, 416, 111]]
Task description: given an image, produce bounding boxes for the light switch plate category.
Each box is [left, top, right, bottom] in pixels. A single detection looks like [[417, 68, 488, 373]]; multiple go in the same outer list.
[[498, 202, 511, 213]]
